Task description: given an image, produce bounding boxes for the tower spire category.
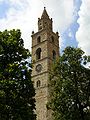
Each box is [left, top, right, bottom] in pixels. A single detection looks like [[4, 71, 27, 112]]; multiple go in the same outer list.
[[41, 7, 49, 19], [38, 7, 52, 31]]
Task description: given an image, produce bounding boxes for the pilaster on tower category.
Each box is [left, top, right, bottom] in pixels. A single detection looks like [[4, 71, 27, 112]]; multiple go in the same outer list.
[[38, 7, 53, 31]]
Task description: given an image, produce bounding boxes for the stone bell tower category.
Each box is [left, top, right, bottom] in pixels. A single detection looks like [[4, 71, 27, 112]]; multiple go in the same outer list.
[[31, 7, 59, 120]]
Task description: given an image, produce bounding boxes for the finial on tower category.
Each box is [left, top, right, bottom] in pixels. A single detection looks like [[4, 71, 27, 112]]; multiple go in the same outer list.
[[44, 7, 46, 9]]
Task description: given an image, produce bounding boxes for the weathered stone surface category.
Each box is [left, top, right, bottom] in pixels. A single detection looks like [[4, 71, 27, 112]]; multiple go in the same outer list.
[[31, 7, 59, 120]]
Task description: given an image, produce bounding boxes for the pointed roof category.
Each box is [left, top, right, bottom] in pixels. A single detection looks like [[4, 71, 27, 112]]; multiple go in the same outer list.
[[41, 7, 49, 19]]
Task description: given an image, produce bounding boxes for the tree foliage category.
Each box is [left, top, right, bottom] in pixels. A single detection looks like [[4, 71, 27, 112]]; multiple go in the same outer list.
[[0, 29, 36, 120], [49, 47, 90, 120]]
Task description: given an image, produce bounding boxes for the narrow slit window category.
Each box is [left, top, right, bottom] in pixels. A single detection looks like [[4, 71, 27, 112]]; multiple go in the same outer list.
[[36, 80, 41, 87], [37, 36, 41, 43], [52, 50, 56, 60]]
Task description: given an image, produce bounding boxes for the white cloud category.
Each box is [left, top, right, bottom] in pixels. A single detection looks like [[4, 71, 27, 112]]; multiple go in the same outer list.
[[44, 0, 74, 31], [76, 0, 90, 55], [0, 0, 74, 51]]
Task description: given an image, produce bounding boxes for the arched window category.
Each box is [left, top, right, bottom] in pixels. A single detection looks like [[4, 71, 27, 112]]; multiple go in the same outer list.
[[36, 48, 41, 60], [36, 80, 41, 87], [37, 36, 41, 43], [52, 50, 56, 60]]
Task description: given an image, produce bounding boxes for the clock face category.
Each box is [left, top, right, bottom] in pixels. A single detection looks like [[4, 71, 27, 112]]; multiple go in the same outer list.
[[36, 64, 42, 72]]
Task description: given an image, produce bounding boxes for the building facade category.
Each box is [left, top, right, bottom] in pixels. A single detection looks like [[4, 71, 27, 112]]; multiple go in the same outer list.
[[31, 7, 59, 120]]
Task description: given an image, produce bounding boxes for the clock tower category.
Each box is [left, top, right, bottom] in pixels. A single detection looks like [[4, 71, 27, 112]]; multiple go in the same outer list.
[[31, 7, 59, 120]]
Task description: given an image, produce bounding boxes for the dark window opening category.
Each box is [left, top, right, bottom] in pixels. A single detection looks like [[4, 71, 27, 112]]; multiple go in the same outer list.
[[39, 26, 42, 30], [52, 50, 56, 60], [36, 80, 41, 87], [36, 48, 41, 60], [37, 36, 41, 43]]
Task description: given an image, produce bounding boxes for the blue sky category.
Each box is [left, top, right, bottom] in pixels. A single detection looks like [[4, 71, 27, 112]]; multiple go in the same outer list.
[[0, 0, 90, 55], [0, 1, 9, 18], [61, 0, 82, 51]]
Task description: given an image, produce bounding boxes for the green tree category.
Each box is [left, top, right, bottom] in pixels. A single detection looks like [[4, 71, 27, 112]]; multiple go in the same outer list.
[[49, 47, 90, 120], [0, 29, 36, 120]]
